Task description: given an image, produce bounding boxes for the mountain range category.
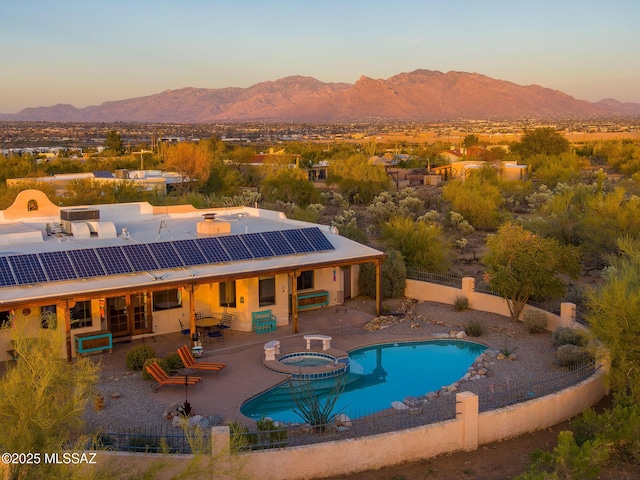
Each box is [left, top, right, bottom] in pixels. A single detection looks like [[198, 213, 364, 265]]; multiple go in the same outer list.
[[3, 69, 640, 123]]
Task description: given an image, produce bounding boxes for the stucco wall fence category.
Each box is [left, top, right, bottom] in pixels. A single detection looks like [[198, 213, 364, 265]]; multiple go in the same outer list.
[[85, 278, 607, 480]]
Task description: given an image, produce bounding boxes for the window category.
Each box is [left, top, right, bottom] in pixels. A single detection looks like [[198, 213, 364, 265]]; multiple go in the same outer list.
[[152, 289, 182, 311], [0, 311, 11, 329], [297, 270, 314, 291], [70, 300, 92, 329], [41, 305, 57, 329], [259, 277, 276, 307], [219, 281, 237, 308]]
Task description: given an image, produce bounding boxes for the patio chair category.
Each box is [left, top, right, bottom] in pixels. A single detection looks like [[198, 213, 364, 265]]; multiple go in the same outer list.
[[145, 362, 201, 389], [178, 319, 190, 336], [206, 324, 224, 345], [177, 345, 226, 375], [220, 311, 233, 329]]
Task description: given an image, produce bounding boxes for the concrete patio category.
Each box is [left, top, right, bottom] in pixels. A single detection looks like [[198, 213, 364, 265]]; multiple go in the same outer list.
[[89, 302, 382, 423]]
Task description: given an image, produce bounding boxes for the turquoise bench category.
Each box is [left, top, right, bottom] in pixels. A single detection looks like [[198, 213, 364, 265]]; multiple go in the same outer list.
[[297, 289, 329, 311], [252, 310, 277, 334], [74, 330, 113, 356]]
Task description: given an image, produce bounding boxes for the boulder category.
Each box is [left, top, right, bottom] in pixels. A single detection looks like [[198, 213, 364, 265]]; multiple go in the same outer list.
[[334, 413, 352, 427], [391, 401, 410, 411]]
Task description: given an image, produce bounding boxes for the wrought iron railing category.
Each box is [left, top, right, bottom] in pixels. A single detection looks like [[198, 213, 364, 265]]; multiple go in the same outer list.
[[406, 269, 463, 288]]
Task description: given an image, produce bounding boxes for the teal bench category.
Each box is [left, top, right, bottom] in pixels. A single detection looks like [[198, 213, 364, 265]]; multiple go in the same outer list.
[[297, 290, 329, 311], [74, 330, 113, 356], [252, 310, 277, 334]]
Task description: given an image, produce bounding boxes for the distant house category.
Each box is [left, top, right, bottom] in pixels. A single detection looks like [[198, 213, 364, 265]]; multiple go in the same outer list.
[[243, 148, 302, 167], [367, 153, 401, 168], [6, 169, 184, 196]]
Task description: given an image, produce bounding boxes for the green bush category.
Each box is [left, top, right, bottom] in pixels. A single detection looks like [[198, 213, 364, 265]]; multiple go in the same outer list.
[[523, 310, 548, 334], [556, 344, 590, 367], [249, 417, 289, 449], [463, 319, 485, 337], [359, 249, 406, 299], [164, 352, 184, 371], [553, 327, 587, 347], [454, 295, 470, 311], [572, 394, 640, 465], [126, 345, 156, 371]]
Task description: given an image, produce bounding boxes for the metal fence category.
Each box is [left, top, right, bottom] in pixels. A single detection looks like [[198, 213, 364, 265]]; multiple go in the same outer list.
[[85, 423, 203, 454], [475, 360, 597, 412], [86, 361, 597, 452], [406, 269, 463, 288]]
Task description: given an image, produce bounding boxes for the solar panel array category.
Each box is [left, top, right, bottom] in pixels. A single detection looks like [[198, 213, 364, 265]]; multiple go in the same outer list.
[[0, 227, 335, 287]]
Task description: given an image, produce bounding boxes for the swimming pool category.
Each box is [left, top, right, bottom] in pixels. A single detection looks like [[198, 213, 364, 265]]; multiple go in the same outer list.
[[241, 340, 486, 423]]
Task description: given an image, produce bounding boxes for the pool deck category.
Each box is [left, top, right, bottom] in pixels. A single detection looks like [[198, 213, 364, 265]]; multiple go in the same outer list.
[[86, 302, 427, 424]]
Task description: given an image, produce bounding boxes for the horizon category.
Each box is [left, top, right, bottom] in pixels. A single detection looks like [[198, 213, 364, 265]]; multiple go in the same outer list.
[[1, 0, 639, 114]]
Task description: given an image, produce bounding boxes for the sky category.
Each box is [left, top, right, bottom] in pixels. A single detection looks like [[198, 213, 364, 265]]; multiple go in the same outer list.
[[1, 0, 639, 114]]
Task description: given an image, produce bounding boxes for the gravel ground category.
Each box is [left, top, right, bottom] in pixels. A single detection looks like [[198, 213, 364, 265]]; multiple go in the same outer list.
[[84, 300, 564, 434]]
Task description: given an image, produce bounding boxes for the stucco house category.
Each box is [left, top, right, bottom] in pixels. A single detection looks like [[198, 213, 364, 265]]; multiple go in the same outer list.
[[0, 190, 384, 360]]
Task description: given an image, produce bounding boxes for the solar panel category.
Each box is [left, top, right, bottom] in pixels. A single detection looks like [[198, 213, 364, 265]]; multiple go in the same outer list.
[[9, 254, 47, 285], [39, 251, 78, 281], [240, 232, 275, 258], [95, 246, 133, 275], [282, 229, 314, 253], [67, 249, 106, 278], [197, 237, 231, 263], [260, 230, 295, 255], [301, 227, 335, 251], [148, 242, 184, 269], [121, 244, 159, 272], [218, 235, 253, 261], [0, 257, 16, 287], [172, 240, 208, 266]]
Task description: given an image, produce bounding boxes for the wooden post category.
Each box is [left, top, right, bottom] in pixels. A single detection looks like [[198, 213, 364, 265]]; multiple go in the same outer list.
[[375, 259, 382, 316], [61, 300, 73, 361], [291, 271, 299, 334], [188, 284, 196, 347]]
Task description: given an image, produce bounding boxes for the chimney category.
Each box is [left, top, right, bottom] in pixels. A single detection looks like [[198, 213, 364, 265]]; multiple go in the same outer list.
[[196, 213, 231, 236]]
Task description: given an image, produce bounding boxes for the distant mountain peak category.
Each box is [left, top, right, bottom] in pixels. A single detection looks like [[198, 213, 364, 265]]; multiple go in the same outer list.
[[2, 70, 639, 122]]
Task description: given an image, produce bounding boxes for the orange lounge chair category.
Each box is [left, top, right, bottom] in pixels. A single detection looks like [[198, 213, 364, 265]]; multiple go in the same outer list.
[[178, 345, 226, 375], [145, 361, 202, 388]]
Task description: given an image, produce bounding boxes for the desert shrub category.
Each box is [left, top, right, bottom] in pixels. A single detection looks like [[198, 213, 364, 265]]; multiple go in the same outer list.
[[164, 352, 184, 371], [572, 394, 640, 465], [552, 326, 568, 343], [523, 310, 548, 334], [556, 344, 590, 367], [454, 295, 470, 312], [519, 430, 608, 479], [248, 417, 289, 449], [359, 249, 406, 299], [126, 345, 156, 371], [499, 335, 518, 357], [463, 319, 485, 337], [553, 327, 587, 347]]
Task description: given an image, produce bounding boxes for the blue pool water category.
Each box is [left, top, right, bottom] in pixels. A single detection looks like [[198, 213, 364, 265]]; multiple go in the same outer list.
[[241, 340, 486, 423]]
